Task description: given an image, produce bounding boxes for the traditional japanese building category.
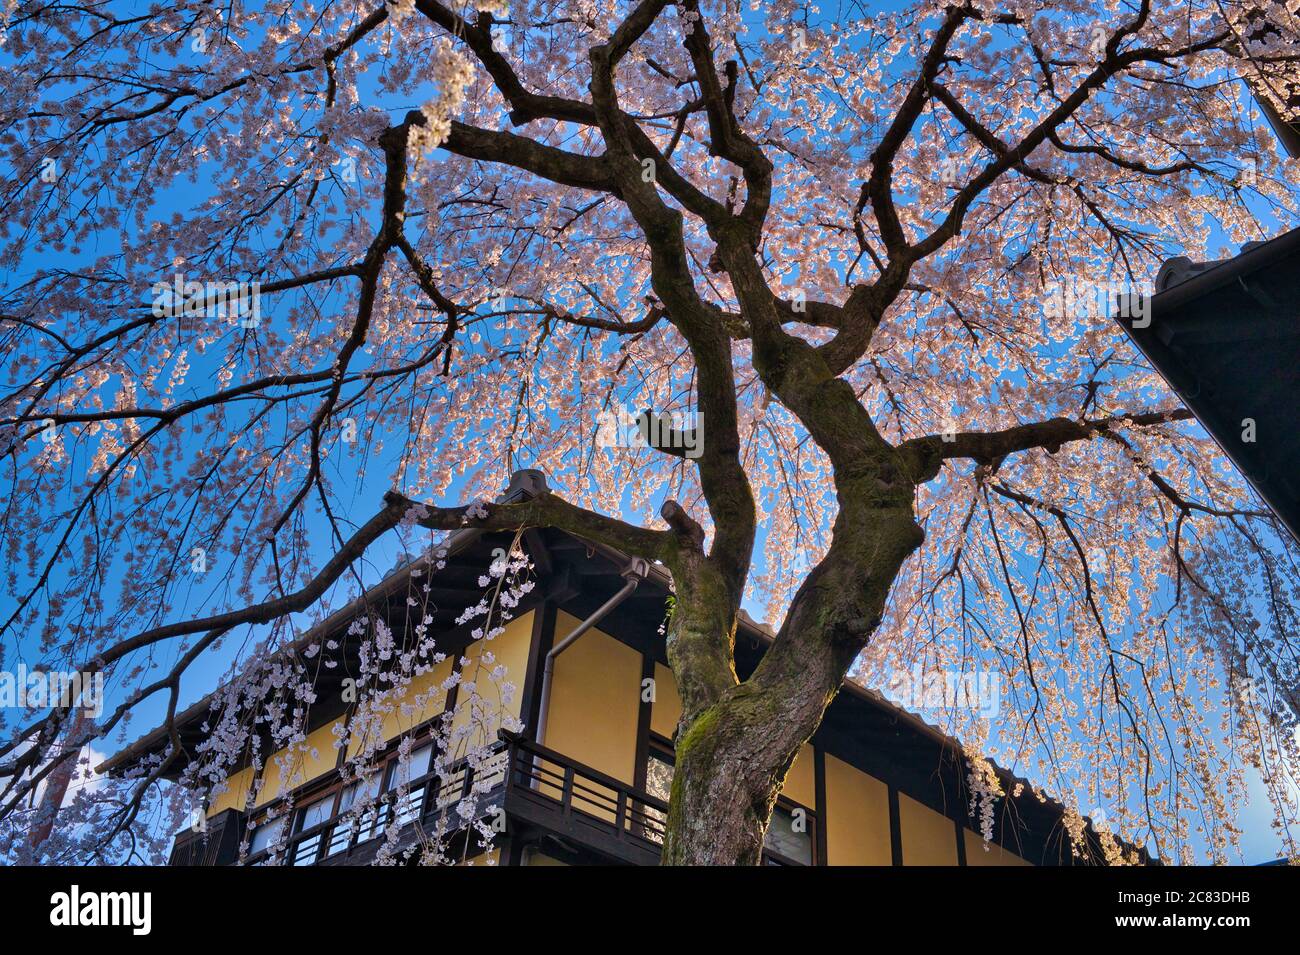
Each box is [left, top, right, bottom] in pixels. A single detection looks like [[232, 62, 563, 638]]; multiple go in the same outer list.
[[102, 471, 1130, 867], [1120, 226, 1300, 543]]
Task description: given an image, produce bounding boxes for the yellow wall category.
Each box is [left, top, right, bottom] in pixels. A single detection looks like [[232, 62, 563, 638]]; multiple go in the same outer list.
[[823, 754, 892, 865], [253, 719, 343, 808], [543, 612, 642, 785], [899, 793, 958, 865], [344, 609, 534, 761], [650, 662, 681, 739], [384, 656, 458, 742], [207, 765, 255, 818], [456, 848, 500, 866], [219, 611, 536, 814], [651, 663, 813, 810], [963, 827, 1031, 866], [343, 655, 459, 760], [449, 610, 535, 753], [526, 850, 569, 866], [783, 744, 817, 809]]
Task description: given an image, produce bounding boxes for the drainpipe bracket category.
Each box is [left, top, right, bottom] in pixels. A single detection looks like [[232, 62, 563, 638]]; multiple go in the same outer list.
[[622, 557, 650, 581]]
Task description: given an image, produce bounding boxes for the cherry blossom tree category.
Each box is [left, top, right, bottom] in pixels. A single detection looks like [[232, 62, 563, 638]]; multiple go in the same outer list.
[[1, 0, 1299, 865]]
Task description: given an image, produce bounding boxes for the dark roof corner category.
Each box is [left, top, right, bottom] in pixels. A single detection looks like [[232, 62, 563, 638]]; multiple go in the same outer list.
[[737, 608, 775, 638], [502, 468, 549, 501], [1155, 241, 1266, 292], [1120, 226, 1300, 544]]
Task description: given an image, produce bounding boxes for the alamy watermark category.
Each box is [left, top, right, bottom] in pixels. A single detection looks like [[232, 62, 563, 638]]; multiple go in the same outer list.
[[50, 885, 151, 935], [0, 666, 103, 716], [1041, 277, 1152, 328], [885, 664, 1000, 719], [596, 403, 703, 459], [150, 273, 262, 329]]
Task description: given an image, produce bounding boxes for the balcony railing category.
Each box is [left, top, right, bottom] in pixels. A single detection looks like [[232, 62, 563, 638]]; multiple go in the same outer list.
[[242, 742, 509, 867], [212, 731, 805, 866], [498, 733, 807, 865], [500, 731, 668, 864]]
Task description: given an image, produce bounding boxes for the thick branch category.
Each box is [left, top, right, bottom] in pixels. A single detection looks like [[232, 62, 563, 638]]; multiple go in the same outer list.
[[899, 408, 1194, 482], [441, 118, 620, 194]]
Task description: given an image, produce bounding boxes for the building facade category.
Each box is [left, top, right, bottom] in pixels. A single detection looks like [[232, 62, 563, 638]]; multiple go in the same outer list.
[[103, 471, 1125, 867]]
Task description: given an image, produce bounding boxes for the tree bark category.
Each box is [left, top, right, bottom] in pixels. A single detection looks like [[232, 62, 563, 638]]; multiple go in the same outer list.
[[661, 501, 925, 865], [662, 685, 797, 865]]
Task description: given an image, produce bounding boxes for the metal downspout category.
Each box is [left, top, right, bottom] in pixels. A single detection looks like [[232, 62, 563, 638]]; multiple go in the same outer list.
[[534, 557, 650, 746]]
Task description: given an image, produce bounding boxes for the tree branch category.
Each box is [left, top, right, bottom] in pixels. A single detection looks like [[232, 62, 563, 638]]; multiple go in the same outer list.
[[900, 408, 1195, 482]]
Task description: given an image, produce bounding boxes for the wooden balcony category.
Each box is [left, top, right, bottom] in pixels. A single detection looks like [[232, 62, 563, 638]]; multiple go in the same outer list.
[[239, 741, 509, 867], [497, 733, 804, 864], [500, 731, 668, 866], [189, 731, 801, 866]]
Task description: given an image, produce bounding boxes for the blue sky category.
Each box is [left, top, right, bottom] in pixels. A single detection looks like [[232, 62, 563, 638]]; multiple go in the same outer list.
[[1, 1, 1295, 864]]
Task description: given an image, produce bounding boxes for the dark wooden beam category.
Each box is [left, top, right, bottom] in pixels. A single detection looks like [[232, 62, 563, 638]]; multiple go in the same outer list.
[[814, 747, 828, 866], [888, 786, 903, 866]]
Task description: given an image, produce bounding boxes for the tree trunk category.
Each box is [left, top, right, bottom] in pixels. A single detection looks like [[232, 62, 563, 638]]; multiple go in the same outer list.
[[661, 687, 803, 865], [661, 502, 925, 865], [29, 710, 86, 853]]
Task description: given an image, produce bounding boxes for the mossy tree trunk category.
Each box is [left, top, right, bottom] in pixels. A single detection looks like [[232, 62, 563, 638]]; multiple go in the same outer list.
[[660, 484, 926, 865], [648, 172, 931, 861]]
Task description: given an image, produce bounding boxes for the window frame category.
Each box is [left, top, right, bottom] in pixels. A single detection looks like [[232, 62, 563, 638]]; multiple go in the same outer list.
[[639, 733, 819, 865], [242, 711, 452, 865], [762, 796, 819, 866]]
